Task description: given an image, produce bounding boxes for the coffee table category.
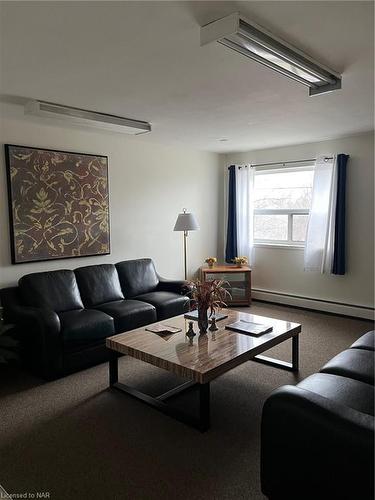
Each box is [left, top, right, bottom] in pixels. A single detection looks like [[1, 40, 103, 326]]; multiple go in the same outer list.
[[106, 309, 301, 431]]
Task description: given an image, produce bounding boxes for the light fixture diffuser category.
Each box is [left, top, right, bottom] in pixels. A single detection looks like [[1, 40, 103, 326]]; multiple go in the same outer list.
[[201, 13, 342, 96], [25, 100, 151, 134]]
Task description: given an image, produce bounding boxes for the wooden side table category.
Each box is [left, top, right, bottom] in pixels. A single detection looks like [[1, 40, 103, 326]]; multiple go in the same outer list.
[[200, 265, 251, 306]]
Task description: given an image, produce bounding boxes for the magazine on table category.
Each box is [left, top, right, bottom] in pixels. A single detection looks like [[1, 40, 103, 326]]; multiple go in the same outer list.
[[225, 320, 273, 336], [145, 324, 182, 337]]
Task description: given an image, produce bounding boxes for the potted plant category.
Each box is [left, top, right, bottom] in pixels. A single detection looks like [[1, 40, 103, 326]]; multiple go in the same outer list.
[[233, 256, 248, 268], [188, 279, 231, 334], [205, 257, 217, 268]]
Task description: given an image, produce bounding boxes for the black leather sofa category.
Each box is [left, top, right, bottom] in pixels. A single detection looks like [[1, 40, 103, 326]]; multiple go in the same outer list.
[[261, 330, 375, 500], [0, 259, 189, 379]]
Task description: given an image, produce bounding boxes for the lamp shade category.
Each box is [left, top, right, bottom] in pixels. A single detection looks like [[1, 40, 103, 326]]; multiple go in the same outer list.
[[173, 211, 200, 231]]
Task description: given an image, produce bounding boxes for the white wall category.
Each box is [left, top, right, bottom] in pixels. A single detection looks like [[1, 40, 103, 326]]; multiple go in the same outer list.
[[224, 132, 374, 312], [0, 103, 221, 287]]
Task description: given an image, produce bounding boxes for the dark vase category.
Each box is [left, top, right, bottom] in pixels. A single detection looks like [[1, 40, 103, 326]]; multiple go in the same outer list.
[[198, 306, 209, 334]]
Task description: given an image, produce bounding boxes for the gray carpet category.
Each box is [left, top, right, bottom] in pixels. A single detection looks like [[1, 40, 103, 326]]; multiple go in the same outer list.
[[0, 302, 372, 500]]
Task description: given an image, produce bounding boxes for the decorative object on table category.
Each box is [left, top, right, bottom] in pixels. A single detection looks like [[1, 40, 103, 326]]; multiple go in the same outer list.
[[209, 317, 218, 332], [200, 265, 252, 306], [233, 256, 248, 268], [188, 279, 231, 334], [184, 309, 228, 322], [205, 257, 217, 268], [4, 144, 110, 264], [173, 208, 200, 279], [225, 318, 273, 336], [0, 307, 18, 364], [186, 321, 196, 344]]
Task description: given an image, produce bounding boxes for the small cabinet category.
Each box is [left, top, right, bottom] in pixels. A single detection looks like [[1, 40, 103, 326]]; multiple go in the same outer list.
[[200, 265, 251, 306]]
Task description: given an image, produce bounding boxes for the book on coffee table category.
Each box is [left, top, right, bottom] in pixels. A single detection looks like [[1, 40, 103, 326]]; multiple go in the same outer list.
[[145, 324, 182, 337], [184, 310, 228, 322], [225, 320, 273, 336]]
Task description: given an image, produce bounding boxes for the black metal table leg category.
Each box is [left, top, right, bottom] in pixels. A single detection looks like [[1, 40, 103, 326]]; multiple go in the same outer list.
[[109, 351, 118, 386], [253, 333, 300, 372], [108, 353, 210, 431], [292, 334, 299, 371]]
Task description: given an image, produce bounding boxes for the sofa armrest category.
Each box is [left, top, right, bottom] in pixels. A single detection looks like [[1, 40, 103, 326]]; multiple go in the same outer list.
[[261, 385, 374, 500], [156, 277, 190, 296], [16, 306, 61, 336], [1, 287, 61, 337], [16, 305, 62, 379], [0, 287, 62, 379]]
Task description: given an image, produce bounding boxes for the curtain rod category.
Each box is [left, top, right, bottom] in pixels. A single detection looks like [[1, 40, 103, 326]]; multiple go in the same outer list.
[[250, 157, 333, 168]]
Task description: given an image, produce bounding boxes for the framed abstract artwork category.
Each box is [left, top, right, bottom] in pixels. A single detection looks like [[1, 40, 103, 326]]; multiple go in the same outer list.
[[4, 144, 110, 264]]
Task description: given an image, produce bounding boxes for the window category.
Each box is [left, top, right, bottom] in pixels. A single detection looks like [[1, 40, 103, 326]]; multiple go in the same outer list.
[[253, 166, 314, 246]]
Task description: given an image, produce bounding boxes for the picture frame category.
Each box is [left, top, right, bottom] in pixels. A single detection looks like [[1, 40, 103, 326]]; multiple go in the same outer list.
[[4, 144, 110, 264]]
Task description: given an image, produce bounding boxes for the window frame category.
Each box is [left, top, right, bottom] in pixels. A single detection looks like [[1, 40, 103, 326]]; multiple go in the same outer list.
[[253, 165, 314, 249]]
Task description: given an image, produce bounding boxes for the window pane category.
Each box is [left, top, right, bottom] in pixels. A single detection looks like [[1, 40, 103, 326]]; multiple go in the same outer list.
[[292, 214, 309, 242], [254, 169, 314, 209], [254, 214, 288, 241]]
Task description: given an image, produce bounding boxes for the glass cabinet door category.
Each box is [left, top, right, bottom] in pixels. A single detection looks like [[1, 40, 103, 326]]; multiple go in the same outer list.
[[205, 272, 247, 282], [205, 271, 248, 303]]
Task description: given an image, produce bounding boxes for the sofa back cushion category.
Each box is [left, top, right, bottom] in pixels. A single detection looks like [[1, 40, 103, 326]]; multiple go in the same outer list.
[[116, 259, 159, 298], [19, 270, 84, 312], [75, 264, 124, 307]]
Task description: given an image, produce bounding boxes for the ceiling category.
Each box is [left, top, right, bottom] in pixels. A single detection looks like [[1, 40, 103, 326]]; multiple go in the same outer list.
[[0, 1, 373, 153]]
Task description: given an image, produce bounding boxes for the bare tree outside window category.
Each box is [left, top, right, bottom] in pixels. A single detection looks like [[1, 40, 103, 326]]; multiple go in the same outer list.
[[253, 168, 314, 245]]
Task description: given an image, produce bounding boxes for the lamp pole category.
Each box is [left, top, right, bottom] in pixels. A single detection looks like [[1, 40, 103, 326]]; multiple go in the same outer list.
[[183, 230, 188, 280]]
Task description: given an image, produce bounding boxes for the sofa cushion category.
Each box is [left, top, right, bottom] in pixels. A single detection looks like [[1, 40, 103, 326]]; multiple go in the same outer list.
[[59, 309, 115, 348], [298, 373, 374, 416], [351, 331, 375, 352], [320, 348, 374, 385], [19, 270, 83, 312], [95, 299, 157, 333], [75, 264, 124, 307], [133, 291, 189, 320], [116, 259, 159, 298]]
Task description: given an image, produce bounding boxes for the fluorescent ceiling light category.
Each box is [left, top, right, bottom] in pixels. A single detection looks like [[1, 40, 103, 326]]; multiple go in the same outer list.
[[25, 100, 151, 134], [201, 13, 342, 96]]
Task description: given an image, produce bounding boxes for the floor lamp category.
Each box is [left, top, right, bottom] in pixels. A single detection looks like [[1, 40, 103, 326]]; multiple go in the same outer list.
[[173, 209, 200, 280]]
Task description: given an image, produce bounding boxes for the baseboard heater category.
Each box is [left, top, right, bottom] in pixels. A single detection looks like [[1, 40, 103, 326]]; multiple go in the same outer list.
[[252, 288, 374, 320]]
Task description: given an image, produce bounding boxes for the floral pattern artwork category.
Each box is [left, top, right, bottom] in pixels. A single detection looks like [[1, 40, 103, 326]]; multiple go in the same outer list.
[[5, 145, 110, 264]]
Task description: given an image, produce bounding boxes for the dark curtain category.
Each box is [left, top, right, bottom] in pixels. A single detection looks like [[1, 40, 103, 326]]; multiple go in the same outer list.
[[225, 165, 237, 262], [332, 154, 349, 275]]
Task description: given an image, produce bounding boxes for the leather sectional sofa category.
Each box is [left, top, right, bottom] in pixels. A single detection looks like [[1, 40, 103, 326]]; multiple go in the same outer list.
[[261, 329, 375, 500], [0, 258, 189, 379]]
